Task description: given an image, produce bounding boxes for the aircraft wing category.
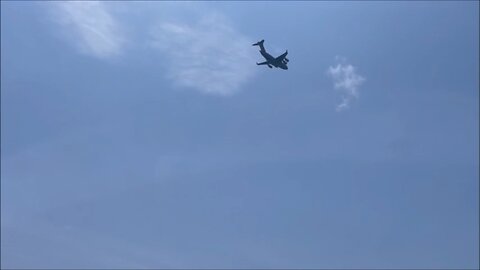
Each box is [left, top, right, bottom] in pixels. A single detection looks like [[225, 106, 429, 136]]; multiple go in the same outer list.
[[275, 50, 288, 62]]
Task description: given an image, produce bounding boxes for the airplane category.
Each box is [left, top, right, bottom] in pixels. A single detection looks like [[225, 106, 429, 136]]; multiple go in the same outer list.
[[252, 39, 289, 70]]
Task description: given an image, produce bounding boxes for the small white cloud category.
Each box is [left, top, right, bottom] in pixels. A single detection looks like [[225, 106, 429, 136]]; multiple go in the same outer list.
[[51, 1, 125, 59], [327, 58, 366, 111], [149, 13, 257, 96], [336, 97, 350, 112]]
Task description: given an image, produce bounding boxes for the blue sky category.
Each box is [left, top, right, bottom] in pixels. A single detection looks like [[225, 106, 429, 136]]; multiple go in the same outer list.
[[1, 1, 478, 269]]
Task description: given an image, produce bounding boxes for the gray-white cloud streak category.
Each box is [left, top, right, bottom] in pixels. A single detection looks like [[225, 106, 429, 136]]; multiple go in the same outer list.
[[50, 1, 125, 59], [49, 2, 257, 96], [149, 13, 258, 96]]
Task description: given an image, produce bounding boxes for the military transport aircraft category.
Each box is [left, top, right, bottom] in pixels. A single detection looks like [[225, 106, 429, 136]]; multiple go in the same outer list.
[[252, 39, 289, 70]]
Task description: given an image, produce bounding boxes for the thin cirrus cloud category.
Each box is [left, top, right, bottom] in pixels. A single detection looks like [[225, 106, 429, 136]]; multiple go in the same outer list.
[[327, 58, 366, 111], [49, 2, 257, 96], [50, 1, 125, 59], [148, 13, 258, 96]]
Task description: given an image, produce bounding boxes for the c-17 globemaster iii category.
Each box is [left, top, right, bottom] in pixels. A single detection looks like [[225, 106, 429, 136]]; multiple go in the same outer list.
[[252, 39, 289, 70]]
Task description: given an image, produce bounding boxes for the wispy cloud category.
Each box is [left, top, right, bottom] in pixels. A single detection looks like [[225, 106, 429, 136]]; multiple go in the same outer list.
[[51, 1, 124, 59], [149, 13, 257, 96], [48, 3, 256, 95], [327, 57, 366, 111]]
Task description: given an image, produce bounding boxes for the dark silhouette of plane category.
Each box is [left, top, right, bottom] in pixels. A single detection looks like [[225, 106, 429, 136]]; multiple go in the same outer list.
[[252, 39, 289, 70]]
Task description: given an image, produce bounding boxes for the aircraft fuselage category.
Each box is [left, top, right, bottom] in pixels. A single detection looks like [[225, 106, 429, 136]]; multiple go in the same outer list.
[[260, 51, 288, 70]]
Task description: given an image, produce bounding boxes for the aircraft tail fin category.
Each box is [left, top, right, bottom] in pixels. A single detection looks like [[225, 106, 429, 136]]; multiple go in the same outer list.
[[252, 39, 265, 52], [252, 39, 264, 46]]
